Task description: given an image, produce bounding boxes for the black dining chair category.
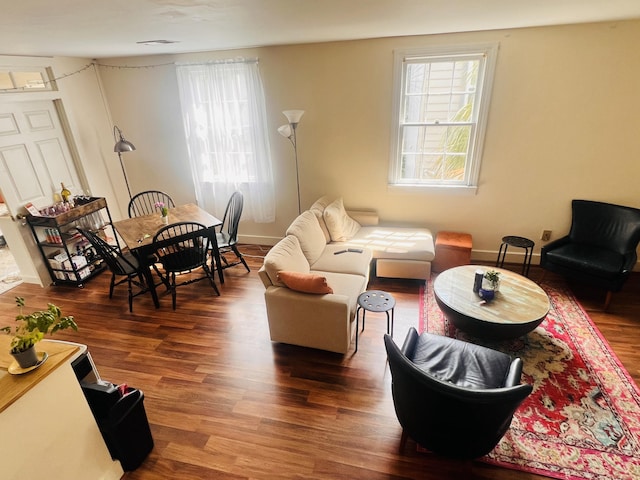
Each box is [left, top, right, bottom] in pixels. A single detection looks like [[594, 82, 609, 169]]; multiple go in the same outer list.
[[128, 191, 175, 218], [77, 228, 150, 312], [215, 191, 250, 273], [152, 222, 220, 309]]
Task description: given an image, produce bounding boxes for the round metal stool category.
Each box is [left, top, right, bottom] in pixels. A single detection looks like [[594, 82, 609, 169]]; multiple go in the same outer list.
[[496, 235, 535, 277], [355, 290, 395, 353]]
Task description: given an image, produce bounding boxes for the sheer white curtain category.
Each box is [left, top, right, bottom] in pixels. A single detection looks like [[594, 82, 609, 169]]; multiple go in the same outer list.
[[176, 59, 275, 223]]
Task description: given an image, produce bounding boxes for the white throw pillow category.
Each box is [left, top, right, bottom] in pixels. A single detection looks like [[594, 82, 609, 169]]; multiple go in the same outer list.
[[286, 210, 327, 264], [264, 235, 310, 287], [323, 198, 361, 242]]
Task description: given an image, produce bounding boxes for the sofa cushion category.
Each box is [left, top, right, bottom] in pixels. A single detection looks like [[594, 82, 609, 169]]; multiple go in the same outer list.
[[323, 197, 361, 242], [313, 270, 368, 317], [342, 226, 435, 261], [264, 235, 310, 287], [311, 243, 373, 277], [310, 196, 334, 243], [277, 271, 334, 294], [545, 244, 625, 279], [286, 210, 327, 265]]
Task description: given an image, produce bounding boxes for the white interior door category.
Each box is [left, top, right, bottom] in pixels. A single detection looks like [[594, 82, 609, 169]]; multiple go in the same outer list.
[[0, 100, 83, 286], [0, 100, 82, 215]]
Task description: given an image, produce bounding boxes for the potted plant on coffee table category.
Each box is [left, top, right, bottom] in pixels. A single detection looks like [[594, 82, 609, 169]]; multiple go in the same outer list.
[[484, 270, 501, 291], [478, 270, 501, 302], [1, 296, 78, 369]]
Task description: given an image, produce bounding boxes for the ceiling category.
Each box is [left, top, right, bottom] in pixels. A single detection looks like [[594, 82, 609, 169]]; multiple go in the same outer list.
[[3, 0, 640, 59]]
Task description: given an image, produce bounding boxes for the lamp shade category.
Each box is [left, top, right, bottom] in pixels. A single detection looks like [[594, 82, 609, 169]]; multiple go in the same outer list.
[[114, 139, 136, 153], [113, 125, 136, 153], [277, 124, 292, 138], [282, 110, 304, 124]]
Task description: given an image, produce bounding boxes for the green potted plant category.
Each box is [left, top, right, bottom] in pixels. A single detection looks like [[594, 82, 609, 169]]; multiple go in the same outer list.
[[1, 296, 78, 368], [484, 270, 501, 291]]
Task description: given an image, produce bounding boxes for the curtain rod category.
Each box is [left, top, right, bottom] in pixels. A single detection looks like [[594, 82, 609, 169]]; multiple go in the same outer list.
[[175, 57, 258, 66]]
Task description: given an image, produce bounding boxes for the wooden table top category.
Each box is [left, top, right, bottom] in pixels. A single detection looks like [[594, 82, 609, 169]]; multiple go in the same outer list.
[[113, 203, 222, 250], [0, 337, 79, 413], [433, 265, 550, 326]]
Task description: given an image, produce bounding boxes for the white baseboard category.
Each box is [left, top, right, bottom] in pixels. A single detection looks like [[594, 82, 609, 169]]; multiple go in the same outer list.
[[237, 234, 282, 247]]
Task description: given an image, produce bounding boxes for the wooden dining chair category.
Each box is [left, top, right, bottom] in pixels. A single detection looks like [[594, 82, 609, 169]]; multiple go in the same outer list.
[[128, 191, 175, 218], [151, 222, 220, 309]]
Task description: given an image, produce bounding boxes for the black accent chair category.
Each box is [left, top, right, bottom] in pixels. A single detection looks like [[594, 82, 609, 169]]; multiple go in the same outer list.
[[215, 191, 250, 273], [152, 222, 220, 309], [540, 199, 640, 310], [77, 228, 149, 312], [384, 328, 532, 459], [128, 190, 175, 218]]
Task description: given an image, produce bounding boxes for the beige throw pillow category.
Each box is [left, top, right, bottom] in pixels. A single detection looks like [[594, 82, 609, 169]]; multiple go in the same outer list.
[[310, 195, 334, 243], [323, 198, 361, 242], [263, 235, 310, 287], [286, 210, 327, 264]]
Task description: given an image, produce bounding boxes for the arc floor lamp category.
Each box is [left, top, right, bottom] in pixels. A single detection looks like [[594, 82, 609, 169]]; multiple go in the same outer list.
[[113, 125, 136, 199], [278, 109, 304, 214]]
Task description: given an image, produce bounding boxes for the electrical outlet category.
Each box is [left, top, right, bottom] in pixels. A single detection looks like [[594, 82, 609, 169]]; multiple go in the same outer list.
[[541, 230, 552, 242]]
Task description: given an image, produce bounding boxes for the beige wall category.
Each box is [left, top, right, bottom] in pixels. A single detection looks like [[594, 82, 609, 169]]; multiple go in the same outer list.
[[87, 19, 640, 261]]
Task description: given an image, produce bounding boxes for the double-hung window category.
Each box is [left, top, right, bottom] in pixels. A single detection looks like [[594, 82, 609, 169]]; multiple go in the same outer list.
[[389, 43, 498, 192]]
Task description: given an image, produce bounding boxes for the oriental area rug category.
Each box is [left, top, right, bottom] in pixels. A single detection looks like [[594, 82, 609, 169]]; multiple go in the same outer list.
[[419, 278, 640, 480]]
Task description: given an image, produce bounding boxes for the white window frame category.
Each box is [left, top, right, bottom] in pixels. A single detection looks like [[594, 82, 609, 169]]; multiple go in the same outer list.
[[389, 43, 498, 194]]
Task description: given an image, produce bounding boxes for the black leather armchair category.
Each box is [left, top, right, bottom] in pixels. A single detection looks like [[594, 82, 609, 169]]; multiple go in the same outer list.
[[540, 199, 640, 309], [384, 328, 532, 459]]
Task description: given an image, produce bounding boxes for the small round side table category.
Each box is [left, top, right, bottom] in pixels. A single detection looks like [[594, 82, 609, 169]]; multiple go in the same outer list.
[[355, 290, 395, 353], [496, 235, 535, 277]]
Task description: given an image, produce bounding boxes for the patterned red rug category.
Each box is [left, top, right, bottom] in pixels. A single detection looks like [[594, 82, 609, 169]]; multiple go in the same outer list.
[[419, 278, 640, 480]]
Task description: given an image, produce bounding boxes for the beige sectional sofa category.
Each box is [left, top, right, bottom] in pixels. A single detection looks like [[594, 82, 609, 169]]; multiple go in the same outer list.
[[258, 196, 435, 354], [310, 196, 435, 281], [258, 209, 373, 354]]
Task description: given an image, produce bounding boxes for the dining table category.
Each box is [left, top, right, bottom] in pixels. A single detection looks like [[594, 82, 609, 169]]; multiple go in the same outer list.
[[112, 203, 224, 308]]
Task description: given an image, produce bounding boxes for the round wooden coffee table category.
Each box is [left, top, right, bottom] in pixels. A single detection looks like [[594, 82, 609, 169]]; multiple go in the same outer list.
[[433, 265, 550, 339]]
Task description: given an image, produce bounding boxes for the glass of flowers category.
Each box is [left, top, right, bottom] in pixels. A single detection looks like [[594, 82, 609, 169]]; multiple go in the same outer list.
[[155, 201, 169, 224]]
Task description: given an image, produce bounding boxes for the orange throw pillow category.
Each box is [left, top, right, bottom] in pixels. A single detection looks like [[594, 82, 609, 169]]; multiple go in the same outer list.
[[277, 271, 333, 294]]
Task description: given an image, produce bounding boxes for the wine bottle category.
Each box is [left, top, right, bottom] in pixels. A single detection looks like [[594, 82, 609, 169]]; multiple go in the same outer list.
[[60, 182, 71, 203]]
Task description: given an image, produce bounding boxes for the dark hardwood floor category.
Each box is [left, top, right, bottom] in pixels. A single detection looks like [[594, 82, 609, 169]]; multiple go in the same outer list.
[[2, 245, 639, 479]]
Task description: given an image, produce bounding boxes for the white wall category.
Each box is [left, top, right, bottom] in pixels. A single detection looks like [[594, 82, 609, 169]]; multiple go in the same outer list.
[[97, 19, 640, 262]]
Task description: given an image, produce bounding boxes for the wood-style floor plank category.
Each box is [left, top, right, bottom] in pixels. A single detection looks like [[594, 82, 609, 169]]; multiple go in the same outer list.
[[1, 245, 638, 480]]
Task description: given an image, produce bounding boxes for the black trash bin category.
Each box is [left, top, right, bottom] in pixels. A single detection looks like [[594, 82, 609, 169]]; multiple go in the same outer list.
[[101, 388, 154, 471], [81, 382, 154, 471]]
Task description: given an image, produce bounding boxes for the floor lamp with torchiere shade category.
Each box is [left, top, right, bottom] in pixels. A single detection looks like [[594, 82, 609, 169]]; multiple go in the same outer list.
[[113, 125, 136, 199], [278, 109, 304, 215]]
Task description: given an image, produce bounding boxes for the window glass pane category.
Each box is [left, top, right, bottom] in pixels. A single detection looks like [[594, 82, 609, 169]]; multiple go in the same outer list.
[[0, 72, 12, 90], [406, 64, 427, 94], [443, 154, 466, 180], [13, 71, 46, 90], [400, 124, 471, 183], [402, 125, 446, 153], [401, 152, 468, 183], [404, 60, 479, 124], [445, 125, 471, 156]]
